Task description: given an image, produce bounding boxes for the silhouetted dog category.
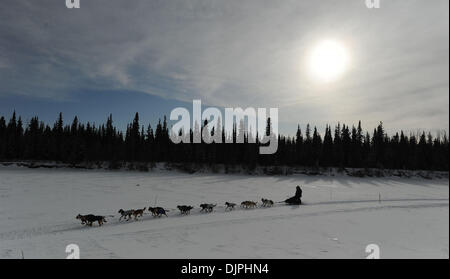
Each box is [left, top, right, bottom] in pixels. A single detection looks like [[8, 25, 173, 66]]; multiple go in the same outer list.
[[225, 202, 236, 211], [241, 201, 257, 209], [118, 209, 134, 221], [177, 205, 194, 215], [76, 214, 92, 225], [76, 214, 106, 226], [200, 203, 216, 213], [261, 198, 274, 207], [148, 207, 168, 217], [132, 207, 146, 220]]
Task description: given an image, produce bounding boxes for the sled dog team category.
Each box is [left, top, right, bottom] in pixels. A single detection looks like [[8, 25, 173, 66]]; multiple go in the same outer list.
[[76, 185, 302, 227], [76, 198, 275, 226]]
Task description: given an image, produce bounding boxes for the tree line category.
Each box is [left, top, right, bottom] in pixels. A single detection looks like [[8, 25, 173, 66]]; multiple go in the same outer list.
[[0, 111, 448, 171]]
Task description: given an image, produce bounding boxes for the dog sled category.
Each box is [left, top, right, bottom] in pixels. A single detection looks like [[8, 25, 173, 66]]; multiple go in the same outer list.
[[284, 185, 302, 205]]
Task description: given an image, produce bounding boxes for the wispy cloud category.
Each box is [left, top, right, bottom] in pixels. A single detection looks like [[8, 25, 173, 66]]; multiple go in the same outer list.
[[0, 0, 448, 133]]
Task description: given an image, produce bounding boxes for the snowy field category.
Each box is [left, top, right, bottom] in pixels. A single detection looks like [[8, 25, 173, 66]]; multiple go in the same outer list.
[[0, 165, 448, 259]]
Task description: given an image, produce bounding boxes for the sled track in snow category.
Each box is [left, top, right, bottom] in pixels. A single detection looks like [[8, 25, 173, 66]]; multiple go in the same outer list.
[[107, 202, 450, 239], [304, 197, 449, 206], [0, 197, 448, 241]]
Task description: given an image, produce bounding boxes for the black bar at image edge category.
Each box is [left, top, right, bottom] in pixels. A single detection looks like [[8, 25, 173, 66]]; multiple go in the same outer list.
[[1, 259, 448, 278]]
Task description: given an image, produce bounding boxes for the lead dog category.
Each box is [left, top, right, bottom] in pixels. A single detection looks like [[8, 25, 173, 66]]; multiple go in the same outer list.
[[76, 214, 107, 226], [76, 214, 92, 225]]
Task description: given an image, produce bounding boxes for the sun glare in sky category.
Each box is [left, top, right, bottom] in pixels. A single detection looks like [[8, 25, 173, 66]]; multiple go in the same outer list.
[[309, 40, 349, 83]]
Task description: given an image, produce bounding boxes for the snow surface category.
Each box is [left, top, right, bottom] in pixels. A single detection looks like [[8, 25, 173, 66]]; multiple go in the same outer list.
[[0, 165, 448, 259]]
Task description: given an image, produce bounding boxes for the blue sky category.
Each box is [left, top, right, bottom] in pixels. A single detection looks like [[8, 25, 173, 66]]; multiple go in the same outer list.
[[0, 89, 189, 131], [0, 0, 448, 136]]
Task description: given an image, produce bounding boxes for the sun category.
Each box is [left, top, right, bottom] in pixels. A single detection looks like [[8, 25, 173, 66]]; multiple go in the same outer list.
[[309, 40, 349, 82]]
